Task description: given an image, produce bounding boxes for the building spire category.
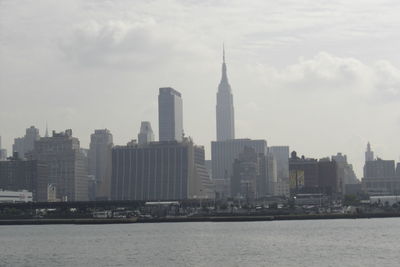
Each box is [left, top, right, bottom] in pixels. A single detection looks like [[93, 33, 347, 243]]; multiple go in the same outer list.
[[223, 42, 225, 63], [220, 44, 229, 86]]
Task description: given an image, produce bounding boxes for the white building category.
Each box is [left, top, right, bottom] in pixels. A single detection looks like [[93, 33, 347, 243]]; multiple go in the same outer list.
[[0, 190, 32, 203]]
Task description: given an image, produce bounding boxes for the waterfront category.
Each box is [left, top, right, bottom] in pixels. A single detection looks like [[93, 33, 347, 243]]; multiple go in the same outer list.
[[1, 218, 400, 266]]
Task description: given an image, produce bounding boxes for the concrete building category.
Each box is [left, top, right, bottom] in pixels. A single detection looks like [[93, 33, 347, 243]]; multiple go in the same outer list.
[[0, 190, 33, 203], [290, 152, 342, 196], [269, 146, 290, 196], [0, 136, 7, 161], [266, 153, 278, 195], [88, 129, 113, 200], [0, 153, 48, 201], [158, 87, 183, 142], [289, 151, 319, 194], [231, 147, 261, 199], [111, 139, 214, 201], [318, 158, 341, 195], [332, 153, 359, 194], [211, 139, 267, 196], [216, 46, 235, 141], [362, 158, 400, 194], [231, 147, 277, 199], [29, 129, 89, 201], [138, 121, 155, 145], [12, 126, 40, 159]]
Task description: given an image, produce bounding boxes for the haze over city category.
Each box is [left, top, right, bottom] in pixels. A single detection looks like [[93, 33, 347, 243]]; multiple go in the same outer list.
[[2, 0, 400, 177]]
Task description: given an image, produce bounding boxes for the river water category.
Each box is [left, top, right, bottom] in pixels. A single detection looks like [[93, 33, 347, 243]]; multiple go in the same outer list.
[[1, 218, 400, 267]]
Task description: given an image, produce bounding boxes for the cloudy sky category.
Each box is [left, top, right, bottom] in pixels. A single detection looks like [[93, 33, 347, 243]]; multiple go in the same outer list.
[[1, 0, 400, 177]]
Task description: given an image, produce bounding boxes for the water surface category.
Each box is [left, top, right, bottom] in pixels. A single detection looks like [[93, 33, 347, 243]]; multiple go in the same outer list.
[[1, 218, 399, 266]]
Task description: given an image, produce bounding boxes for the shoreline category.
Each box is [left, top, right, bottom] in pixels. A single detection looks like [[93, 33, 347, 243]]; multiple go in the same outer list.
[[1, 212, 400, 225]]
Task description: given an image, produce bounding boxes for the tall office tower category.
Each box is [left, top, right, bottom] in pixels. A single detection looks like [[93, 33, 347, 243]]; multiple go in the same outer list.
[[158, 87, 183, 142], [88, 129, 113, 200], [216, 46, 235, 141], [12, 126, 40, 159], [29, 129, 89, 201], [0, 136, 7, 160], [111, 139, 214, 201], [138, 121, 155, 145], [365, 142, 374, 162], [269, 146, 290, 196]]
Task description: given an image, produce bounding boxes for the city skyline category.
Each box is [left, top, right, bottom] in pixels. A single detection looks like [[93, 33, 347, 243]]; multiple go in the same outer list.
[[2, 1, 400, 177]]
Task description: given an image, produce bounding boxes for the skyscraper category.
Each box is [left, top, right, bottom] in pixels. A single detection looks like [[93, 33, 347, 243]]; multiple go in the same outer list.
[[216, 46, 235, 141], [29, 129, 89, 201], [269, 146, 290, 196], [365, 142, 374, 162], [0, 136, 7, 161], [138, 121, 155, 145], [88, 129, 113, 200], [158, 87, 183, 142], [12, 126, 40, 159]]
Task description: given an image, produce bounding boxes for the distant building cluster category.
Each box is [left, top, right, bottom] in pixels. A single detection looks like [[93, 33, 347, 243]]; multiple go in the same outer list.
[[4, 47, 393, 203]]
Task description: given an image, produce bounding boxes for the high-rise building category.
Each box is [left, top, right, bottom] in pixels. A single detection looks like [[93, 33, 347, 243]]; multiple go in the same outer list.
[[216, 46, 235, 141], [138, 121, 155, 145], [289, 151, 342, 196], [88, 129, 113, 200], [211, 139, 267, 196], [318, 158, 341, 195], [364, 158, 396, 179], [365, 142, 374, 162], [231, 146, 278, 199], [0, 136, 7, 161], [289, 151, 319, 194], [231, 147, 261, 199], [158, 87, 183, 142], [269, 146, 290, 196], [0, 153, 48, 201], [12, 126, 40, 159], [211, 139, 267, 180], [331, 152, 358, 194], [362, 158, 400, 194], [111, 139, 214, 201], [29, 129, 89, 201]]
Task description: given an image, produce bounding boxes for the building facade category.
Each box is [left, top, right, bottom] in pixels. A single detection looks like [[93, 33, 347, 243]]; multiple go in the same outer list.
[[12, 126, 40, 159], [158, 87, 183, 142], [362, 158, 400, 194], [29, 129, 89, 201], [88, 129, 113, 200], [289, 151, 342, 196], [0, 153, 48, 201], [268, 146, 290, 196], [111, 139, 213, 201], [138, 121, 155, 145], [0, 136, 7, 161]]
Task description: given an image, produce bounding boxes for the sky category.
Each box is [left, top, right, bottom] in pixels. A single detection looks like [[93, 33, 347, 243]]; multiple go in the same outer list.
[[1, 0, 400, 177]]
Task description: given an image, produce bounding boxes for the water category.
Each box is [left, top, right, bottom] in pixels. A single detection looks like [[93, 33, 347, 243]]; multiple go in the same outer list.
[[1, 218, 400, 267]]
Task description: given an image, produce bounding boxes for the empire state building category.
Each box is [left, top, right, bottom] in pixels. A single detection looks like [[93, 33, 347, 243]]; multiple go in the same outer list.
[[216, 47, 235, 141]]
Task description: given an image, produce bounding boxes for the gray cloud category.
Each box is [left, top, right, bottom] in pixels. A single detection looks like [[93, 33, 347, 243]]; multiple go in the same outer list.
[[2, 0, 400, 177]]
